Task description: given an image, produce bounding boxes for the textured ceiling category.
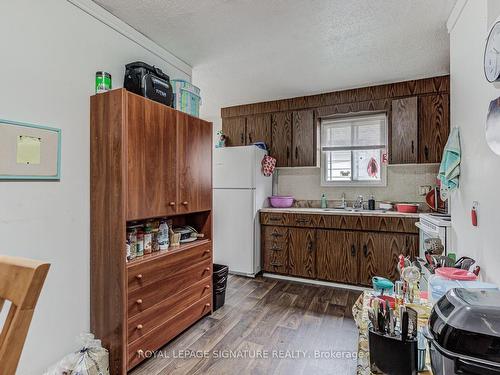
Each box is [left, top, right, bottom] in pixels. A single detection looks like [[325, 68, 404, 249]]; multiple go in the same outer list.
[[94, 0, 456, 120]]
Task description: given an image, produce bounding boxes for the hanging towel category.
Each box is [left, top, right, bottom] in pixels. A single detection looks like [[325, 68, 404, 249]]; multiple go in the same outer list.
[[438, 127, 461, 200]]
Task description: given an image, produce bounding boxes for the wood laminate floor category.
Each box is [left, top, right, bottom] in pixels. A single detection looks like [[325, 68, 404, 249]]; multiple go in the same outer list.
[[130, 275, 362, 375]]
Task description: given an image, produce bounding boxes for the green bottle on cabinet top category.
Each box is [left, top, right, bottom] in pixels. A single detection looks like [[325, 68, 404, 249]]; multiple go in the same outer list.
[[321, 193, 328, 209]]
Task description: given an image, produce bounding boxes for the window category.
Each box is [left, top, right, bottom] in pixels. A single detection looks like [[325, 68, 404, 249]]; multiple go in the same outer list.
[[321, 114, 388, 186]]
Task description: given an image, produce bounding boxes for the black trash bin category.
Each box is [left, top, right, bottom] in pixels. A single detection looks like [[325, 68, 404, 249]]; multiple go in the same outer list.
[[213, 264, 229, 311]]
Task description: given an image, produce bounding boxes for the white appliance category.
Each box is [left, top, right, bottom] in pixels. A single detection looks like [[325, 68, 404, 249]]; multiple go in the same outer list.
[[213, 146, 272, 277], [415, 213, 452, 258], [416, 213, 452, 291]]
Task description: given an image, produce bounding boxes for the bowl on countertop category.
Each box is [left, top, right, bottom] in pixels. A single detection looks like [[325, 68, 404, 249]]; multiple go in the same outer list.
[[269, 196, 294, 208], [395, 203, 419, 213]]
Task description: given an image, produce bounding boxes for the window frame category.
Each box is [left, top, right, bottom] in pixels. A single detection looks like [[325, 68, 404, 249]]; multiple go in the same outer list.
[[320, 113, 388, 187]]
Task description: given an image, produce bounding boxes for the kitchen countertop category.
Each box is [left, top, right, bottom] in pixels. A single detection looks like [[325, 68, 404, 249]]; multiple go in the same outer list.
[[260, 207, 421, 219]]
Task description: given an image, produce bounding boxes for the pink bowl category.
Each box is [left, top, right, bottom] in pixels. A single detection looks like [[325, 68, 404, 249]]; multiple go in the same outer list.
[[269, 196, 294, 208]]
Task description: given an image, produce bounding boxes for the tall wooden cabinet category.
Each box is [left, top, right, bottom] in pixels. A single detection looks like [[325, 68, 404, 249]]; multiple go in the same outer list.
[[90, 89, 213, 374]]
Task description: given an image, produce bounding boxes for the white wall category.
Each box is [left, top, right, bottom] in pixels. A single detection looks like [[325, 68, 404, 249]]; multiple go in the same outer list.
[[449, 0, 500, 286], [0, 1, 190, 374]]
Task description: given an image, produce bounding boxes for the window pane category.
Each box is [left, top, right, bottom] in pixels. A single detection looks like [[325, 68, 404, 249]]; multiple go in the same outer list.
[[321, 114, 386, 148], [324, 151, 351, 181], [353, 149, 381, 181], [322, 124, 351, 147]]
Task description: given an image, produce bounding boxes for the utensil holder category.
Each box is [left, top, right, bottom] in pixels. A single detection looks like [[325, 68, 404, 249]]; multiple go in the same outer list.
[[368, 328, 418, 375]]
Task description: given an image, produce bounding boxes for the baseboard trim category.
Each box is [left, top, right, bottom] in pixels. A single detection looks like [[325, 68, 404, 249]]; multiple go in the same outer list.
[[262, 273, 371, 292]]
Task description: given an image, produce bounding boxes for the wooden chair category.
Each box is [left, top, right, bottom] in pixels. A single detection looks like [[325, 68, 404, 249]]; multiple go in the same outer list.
[[0, 256, 50, 375]]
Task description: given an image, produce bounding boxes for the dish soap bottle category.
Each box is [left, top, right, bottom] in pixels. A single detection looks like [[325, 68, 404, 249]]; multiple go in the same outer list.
[[321, 193, 328, 209], [368, 195, 375, 210]]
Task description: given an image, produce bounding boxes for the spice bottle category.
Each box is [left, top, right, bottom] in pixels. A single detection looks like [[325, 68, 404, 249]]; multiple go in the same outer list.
[[144, 222, 153, 254], [158, 220, 169, 250], [127, 228, 137, 260], [136, 227, 144, 257]]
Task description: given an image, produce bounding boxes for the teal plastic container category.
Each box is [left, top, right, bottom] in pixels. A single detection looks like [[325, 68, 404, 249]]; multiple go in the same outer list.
[[171, 79, 201, 117]]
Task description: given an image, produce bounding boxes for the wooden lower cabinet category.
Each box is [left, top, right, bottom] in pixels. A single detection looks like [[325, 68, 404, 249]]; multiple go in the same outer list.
[[288, 228, 316, 278], [261, 213, 419, 287], [358, 232, 418, 286], [316, 230, 358, 284]]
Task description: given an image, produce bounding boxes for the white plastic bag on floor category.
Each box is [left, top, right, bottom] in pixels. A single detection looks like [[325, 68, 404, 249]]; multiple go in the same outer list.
[[44, 333, 109, 375]]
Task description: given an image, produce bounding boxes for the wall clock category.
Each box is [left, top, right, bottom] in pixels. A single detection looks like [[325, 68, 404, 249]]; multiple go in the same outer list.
[[485, 21, 500, 82]]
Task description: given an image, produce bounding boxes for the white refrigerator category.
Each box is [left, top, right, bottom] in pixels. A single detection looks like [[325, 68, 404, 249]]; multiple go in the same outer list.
[[213, 146, 273, 277]]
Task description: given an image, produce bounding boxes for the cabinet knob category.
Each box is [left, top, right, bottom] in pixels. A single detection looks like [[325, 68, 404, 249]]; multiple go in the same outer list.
[[182, 201, 188, 205], [204, 249, 211, 254], [137, 324, 143, 330], [169, 202, 176, 206], [136, 299, 143, 305], [205, 285, 210, 290], [136, 274, 143, 280], [205, 303, 211, 308]]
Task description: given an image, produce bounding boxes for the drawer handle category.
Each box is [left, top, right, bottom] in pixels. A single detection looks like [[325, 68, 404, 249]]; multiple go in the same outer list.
[[169, 201, 176, 206], [295, 218, 309, 224], [137, 324, 143, 330], [271, 233, 283, 238], [270, 246, 282, 251], [351, 245, 356, 257], [270, 262, 283, 267], [182, 201, 189, 205], [136, 274, 143, 280], [363, 245, 368, 257], [268, 217, 281, 222], [136, 299, 143, 305]]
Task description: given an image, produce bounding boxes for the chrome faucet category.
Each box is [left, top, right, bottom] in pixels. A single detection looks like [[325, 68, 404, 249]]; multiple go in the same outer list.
[[340, 193, 347, 209], [354, 195, 364, 209]]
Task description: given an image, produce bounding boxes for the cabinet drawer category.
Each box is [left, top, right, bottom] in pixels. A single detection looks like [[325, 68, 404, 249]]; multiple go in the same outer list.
[[128, 260, 212, 317], [262, 226, 288, 243], [260, 212, 290, 226], [128, 241, 212, 291], [127, 295, 211, 370], [128, 277, 211, 342]]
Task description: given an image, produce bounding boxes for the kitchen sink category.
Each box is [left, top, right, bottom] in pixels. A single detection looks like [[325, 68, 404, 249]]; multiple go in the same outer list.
[[322, 207, 387, 213]]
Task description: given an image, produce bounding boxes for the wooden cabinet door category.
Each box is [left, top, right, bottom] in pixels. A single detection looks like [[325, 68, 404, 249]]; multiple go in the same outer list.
[[246, 114, 271, 147], [222, 117, 246, 146], [358, 232, 418, 286], [126, 94, 177, 220], [391, 97, 418, 164], [292, 110, 315, 167], [419, 94, 450, 163], [316, 230, 358, 284], [271, 112, 292, 167], [177, 113, 212, 213], [288, 228, 316, 278]]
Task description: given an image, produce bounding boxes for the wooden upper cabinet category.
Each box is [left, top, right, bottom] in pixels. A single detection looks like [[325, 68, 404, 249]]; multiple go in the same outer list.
[[288, 228, 316, 278], [271, 112, 292, 167], [316, 230, 358, 285], [246, 114, 271, 147], [126, 93, 177, 220], [222, 117, 246, 146], [177, 113, 212, 213], [419, 94, 450, 163], [391, 97, 418, 164], [292, 110, 315, 167]]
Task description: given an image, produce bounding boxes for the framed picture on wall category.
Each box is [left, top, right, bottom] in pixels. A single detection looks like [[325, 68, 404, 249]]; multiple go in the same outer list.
[[0, 119, 61, 180]]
